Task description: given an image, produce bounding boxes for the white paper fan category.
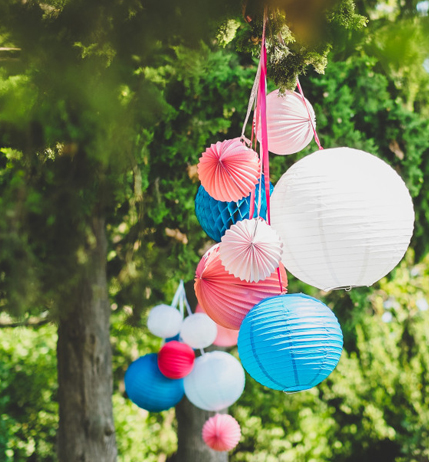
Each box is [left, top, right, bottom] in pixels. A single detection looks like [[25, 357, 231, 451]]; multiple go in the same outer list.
[[219, 218, 283, 282]]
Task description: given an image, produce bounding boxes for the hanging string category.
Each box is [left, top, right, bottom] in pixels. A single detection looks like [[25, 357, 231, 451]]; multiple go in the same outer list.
[[275, 31, 323, 151], [257, 10, 270, 225], [296, 78, 323, 150], [240, 61, 262, 146]]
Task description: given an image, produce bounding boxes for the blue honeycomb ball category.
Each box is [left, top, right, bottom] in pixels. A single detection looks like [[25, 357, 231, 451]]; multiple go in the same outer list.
[[195, 176, 273, 242]]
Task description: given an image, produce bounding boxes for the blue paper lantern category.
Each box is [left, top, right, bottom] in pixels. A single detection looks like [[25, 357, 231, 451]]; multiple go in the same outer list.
[[238, 294, 343, 393], [124, 353, 184, 412], [195, 176, 273, 242]]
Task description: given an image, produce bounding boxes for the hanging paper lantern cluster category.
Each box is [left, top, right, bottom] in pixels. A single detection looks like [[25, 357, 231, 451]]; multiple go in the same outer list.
[[195, 176, 273, 242], [258, 89, 316, 155], [198, 138, 260, 202], [195, 244, 288, 330], [238, 294, 343, 392], [270, 147, 415, 291], [124, 354, 185, 412], [184, 351, 245, 411], [202, 414, 241, 452]]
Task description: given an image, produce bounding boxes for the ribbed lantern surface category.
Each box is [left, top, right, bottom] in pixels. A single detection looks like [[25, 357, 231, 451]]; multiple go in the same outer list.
[[194, 244, 287, 330], [270, 147, 415, 291], [183, 351, 245, 411], [202, 414, 241, 452], [195, 177, 273, 242], [125, 354, 184, 412], [238, 294, 343, 392], [257, 89, 315, 155]]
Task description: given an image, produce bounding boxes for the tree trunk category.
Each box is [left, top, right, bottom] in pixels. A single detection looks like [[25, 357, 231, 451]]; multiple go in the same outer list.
[[57, 216, 117, 462], [174, 396, 228, 462]]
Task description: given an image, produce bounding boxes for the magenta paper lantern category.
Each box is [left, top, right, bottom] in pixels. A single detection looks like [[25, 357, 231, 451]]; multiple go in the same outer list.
[[157, 341, 195, 379], [194, 244, 288, 330], [197, 138, 260, 202], [257, 89, 316, 155], [196, 304, 239, 347], [202, 414, 241, 452]]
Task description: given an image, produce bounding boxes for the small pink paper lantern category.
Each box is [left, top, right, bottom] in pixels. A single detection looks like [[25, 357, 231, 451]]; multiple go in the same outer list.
[[257, 89, 316, 155], [194, 244, 287, 330], [202, 414, 241, 452], [157, 341, 195, 379], [196, 305, 239, 347], [197, 138, 260, 202]]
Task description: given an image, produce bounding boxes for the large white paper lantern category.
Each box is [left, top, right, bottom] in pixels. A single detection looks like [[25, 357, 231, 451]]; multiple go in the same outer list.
[[184, 351, 245, 411], [180, 313, 217, 349], [147, 304, 183, 339], [271, 147, 414, 291], [257, 89, 316, 155]]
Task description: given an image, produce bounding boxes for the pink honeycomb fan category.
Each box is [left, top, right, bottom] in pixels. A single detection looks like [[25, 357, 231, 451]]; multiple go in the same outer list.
[[197, 138, 260, 202], [202, 413, 241, 452]]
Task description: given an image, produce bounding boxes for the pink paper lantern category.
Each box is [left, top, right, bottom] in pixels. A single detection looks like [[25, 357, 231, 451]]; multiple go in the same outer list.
[[257, 89, 316, 155], [194, 244, 288, 330], [202, 413, 241, 452], [157, 341, 195, 379], [196, 305, 239, 347], [197, 138, 260, 202]]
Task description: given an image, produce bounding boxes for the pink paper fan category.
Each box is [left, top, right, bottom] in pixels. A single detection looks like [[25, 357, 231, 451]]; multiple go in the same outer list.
[[219, 218, 283, 283], [194, 244, 287, 330], [197, 138, 260, 202], [196, 304, 239, 347], [202, 414, 241, 452], [257, 90, 316, 155]]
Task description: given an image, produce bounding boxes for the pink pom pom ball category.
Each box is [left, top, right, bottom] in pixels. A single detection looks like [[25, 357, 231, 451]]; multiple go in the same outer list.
[[202, 413, 241, 452]]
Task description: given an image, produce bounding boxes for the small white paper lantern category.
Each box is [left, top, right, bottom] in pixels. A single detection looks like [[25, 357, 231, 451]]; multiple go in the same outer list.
[[147, 304, 183, 339], [180, 313, 217, 349], [184, 351, 245, 411], [271, 147, 415, 291], [257, 89, 316, 155]]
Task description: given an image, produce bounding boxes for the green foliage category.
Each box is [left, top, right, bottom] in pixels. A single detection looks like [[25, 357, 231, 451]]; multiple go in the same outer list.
[[0, 325, 58, 462]]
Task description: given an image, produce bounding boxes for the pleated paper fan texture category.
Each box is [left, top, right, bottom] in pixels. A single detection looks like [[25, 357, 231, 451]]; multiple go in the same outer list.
[[198, 138, 260, 202], [194, 244, 287, 330], [202, 414, 241, 452], [124, 354, 184, 412], [238, 294, 343, 393], [257, 89, 315, 155], [220, 218, 283, 282], [270, 147, 415, 291], [195, 176, 273, 242]]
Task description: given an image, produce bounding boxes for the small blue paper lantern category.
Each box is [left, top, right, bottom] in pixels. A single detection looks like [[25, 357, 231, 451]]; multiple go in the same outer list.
[[124, 353, 184, 412], [195, 176, 273, 242], [238, 294, 343, 393]]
